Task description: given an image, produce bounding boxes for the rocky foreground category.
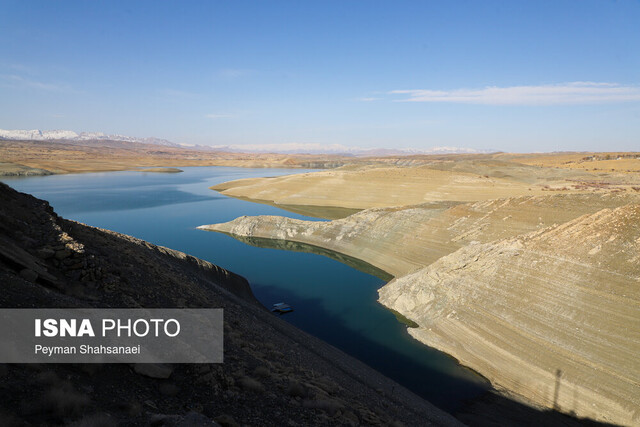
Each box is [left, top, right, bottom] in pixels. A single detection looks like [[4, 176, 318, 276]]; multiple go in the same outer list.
[[202, 192, 640, 425], [0, 182, 460, 426]]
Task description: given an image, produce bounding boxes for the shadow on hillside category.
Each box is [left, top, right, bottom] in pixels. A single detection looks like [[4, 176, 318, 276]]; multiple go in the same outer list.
[[456, 389, 619, 427]]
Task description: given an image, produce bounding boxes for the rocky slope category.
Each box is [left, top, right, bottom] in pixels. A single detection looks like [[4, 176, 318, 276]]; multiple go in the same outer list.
[[200, 192, 640, 425], [0, 182, 459, 426], [202, 193, 640, 277], [381, 205, 640, 425]]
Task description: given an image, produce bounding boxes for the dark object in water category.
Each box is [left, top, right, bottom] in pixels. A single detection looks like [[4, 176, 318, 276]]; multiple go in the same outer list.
[[271, 302, 293, 314]]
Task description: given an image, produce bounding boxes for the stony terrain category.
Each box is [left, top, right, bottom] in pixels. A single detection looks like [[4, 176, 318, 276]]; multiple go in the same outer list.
[[201, 159, 640, 425], [0, 182, 460, 426]]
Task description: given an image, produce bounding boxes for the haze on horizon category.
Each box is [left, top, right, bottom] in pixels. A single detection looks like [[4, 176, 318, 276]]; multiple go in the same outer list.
[[1, 0, 639, 153]]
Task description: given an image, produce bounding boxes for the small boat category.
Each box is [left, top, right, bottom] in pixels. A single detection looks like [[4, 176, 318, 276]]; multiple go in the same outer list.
[[271, 302, 293, 314]]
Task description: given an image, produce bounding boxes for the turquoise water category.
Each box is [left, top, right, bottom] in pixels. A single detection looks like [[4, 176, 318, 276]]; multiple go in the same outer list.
[[2, 166, 487, 411]]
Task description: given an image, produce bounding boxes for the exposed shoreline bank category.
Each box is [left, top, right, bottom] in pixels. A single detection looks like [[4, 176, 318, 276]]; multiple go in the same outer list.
[[199, 190, 640, 425]]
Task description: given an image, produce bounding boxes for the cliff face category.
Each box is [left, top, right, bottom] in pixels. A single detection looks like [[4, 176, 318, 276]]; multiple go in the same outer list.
[[200, 193, 640, 425], [380, 205, 640, 425], [202, 193, 640, 277], [0, 182, 458, 426]]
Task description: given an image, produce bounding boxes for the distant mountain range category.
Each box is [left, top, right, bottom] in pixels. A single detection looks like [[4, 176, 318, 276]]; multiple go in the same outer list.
[[0, 128, 181, 147], [0, 128, 492, 156]]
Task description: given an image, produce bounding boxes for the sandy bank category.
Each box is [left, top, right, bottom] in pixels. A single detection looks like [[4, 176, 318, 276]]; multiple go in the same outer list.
[[0, 161, 52, 177], [211, 160, 640, 213]]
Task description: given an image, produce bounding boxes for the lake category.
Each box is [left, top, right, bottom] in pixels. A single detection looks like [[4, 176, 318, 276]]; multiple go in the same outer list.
[[2, 166, 488, 412]]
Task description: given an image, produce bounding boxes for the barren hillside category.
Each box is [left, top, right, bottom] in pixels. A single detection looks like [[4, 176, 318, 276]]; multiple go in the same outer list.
[[0, 139, 350, 175], [211, 160, 640, 217], [380, 205, 640, 425], [202, 193, 640, 277]]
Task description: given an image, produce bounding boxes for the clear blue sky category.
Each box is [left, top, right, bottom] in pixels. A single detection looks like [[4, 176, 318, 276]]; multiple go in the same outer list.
[[1, 0, 639, 152]]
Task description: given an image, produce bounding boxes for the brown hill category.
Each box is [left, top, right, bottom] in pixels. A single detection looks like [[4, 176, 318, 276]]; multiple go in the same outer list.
[[0, 139, 351, 174], [210, 160, 640, 219]]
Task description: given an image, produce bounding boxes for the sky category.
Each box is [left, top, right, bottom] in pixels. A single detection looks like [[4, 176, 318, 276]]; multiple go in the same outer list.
[[1, 0, 639, 152]]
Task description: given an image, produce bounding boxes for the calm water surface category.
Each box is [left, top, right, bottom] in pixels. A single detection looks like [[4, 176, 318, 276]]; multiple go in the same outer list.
[[2, 166, 487, 411]]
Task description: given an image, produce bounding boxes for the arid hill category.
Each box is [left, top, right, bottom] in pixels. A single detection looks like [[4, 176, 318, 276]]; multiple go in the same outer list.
[[0, 139, 350, 175], [210, 159, 640, 218], [497, 152, 640, 173]]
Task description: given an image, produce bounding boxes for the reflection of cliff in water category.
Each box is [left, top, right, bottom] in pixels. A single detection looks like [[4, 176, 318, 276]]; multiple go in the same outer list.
[[227, 234, 393, 281]]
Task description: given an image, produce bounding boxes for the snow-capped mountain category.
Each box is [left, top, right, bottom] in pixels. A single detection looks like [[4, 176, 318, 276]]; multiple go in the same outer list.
[[0, 129, 181, 147]]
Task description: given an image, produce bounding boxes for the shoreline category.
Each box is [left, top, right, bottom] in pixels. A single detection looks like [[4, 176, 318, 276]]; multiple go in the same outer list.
[[210, 193, 363, 220], [213, 233, 393, 281], [0, 161, 327, 177]]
